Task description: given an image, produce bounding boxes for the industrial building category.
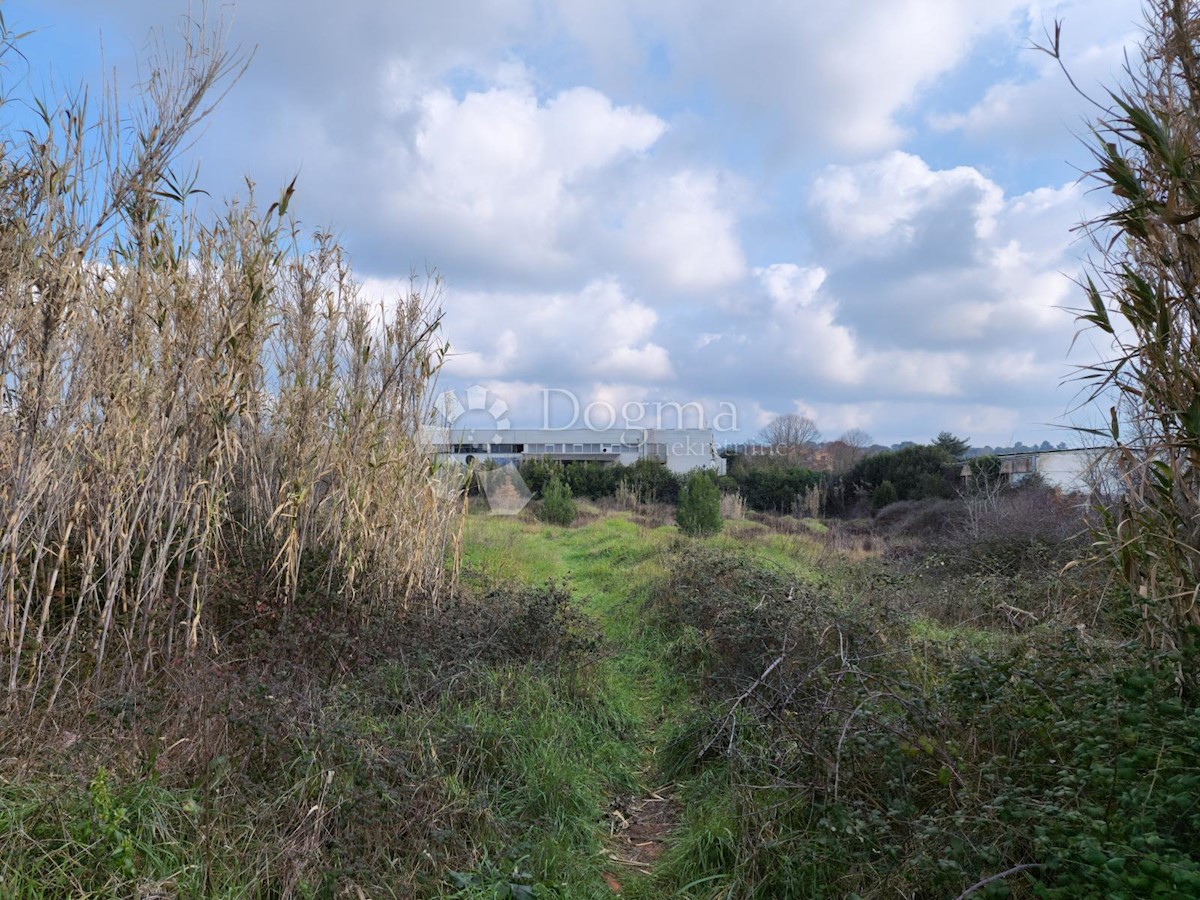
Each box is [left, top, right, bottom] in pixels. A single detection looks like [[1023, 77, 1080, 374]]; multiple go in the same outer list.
[[430, 427, 725, 475]]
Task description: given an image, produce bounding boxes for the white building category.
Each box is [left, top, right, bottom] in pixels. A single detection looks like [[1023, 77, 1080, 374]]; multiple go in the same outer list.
[[431, 427, 725, 475], [963, 447, 1118, 495]]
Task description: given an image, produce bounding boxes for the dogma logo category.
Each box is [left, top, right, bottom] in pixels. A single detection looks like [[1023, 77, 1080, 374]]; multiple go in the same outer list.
[[436, 384, 511, 444], [435, 385, 530, 515]]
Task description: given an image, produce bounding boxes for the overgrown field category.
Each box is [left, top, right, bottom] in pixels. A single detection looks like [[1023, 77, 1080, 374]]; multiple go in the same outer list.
[[3, 497, 1198, 898]]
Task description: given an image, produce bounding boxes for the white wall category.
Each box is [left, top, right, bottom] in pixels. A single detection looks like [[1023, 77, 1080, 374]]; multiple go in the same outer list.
[[1032, 449, 1117, 494]]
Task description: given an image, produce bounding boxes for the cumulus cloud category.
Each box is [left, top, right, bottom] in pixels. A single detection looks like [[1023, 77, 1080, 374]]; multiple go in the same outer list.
[[616, 171, 747, 292], [665, 152, 1091, 442], [438, 278, 674, 384], [25, 0, 1133, 444], [806, 152, 1086, 348], [810, 151, 1003, 249], [384, 83, 666, 277], [611, 0, 1028, 154]]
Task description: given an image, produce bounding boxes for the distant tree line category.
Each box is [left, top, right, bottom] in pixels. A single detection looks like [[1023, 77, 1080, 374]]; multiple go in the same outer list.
[[491, 421, 1059, 521]]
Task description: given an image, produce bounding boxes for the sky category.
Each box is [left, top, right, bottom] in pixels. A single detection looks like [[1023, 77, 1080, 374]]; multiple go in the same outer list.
[[12, 0, 1147, 446]]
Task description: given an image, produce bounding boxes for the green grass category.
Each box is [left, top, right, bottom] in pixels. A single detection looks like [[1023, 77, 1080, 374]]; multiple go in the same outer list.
[[11, 505, 1162, 898]]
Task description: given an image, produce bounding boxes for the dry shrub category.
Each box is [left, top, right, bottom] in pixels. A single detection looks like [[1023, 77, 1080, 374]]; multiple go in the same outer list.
[[872, 498, 963, 537], [614, 478, 644, 509], [0, 18, 460, 708], [719, 492, 746, 520], [872, 486, 1110, 629]]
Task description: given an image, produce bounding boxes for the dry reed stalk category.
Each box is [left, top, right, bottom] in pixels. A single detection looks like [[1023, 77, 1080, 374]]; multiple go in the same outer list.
[[0, 15, 462, 709]]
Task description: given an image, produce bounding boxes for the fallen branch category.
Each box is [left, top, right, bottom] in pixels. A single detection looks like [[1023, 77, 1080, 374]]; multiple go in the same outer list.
[[955, 863, 1042, 900]]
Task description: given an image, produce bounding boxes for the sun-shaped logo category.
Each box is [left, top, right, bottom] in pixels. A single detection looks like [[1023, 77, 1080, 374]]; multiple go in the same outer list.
[[436, 384, 511, 444], [432, 385, 530, 515]]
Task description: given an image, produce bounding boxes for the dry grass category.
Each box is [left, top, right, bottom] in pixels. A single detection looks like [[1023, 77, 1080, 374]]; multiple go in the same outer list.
[[0, 17, 460, 710], [719, 492, 746, 520]]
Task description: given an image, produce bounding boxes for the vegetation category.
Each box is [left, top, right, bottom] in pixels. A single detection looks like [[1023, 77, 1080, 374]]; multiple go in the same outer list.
[[676, 470, 723, 536], [4, 4, 1200, 899], [758, 413, 821, 464], [728, 462, 823, 513], [871, 478, 899, 509], [3, 458, 1197, 896], [0, 17, 458, 710], [932, 430, 971, 458], [520, 457, 683, 504], [537, 473, 578, 526], [1060, 0, 1200, 677], [844, 443, 957, 508]]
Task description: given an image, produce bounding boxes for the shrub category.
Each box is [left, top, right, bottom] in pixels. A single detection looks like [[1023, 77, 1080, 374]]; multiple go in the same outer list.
[[564, 461, 620, 499], [519, 457, 563, 495], [538, 474, 577, 526], [626, 459, 684, 504], [847, 444, 956, 502], [735, 466, 822, 512], [871, 480, 898, 509], [676, 471, 722, 536], [651, 547, 1200, 898], [871, 497, 961, 536]]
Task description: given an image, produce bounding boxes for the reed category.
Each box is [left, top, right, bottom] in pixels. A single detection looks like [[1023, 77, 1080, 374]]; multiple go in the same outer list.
[[0, 15, 460, 708]]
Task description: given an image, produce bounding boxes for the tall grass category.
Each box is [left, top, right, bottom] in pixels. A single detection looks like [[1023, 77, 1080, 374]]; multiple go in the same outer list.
[[1063, 0, 1200, 676], [0, 15, 460, 709]]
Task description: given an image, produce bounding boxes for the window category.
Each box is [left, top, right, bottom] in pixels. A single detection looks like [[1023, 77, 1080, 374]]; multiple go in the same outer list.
[[1000, 456, 1034, 476]]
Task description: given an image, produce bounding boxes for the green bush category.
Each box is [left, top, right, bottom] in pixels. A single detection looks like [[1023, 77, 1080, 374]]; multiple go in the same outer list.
[[676, 471, 722, 536], [624, 459, 683, 504], [564, 461, 620, 499], [649, 546, 1200, 898], [871, 479, 898, 510], [847, 444, 956, 503], [519, 458, 680, 504], [519, 457, 562, 495], [736, 466, 822, 512], [538, 474, 577, 526]]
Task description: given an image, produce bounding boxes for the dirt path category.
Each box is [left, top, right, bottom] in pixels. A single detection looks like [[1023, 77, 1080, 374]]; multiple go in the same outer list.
[[602, 785, 682, 892]]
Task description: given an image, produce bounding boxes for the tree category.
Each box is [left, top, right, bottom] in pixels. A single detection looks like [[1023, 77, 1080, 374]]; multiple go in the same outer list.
[[538, 474, 577, 526], [760, 414, 821, 464], [676, 470, 722, 536], [871, 480, 898, 510], [932, 431, 971, 459], [841, 428, 873, 453], [846, 445, 956, 502], [827, 428, 874, 474], [1053, 0, 1200, 672]]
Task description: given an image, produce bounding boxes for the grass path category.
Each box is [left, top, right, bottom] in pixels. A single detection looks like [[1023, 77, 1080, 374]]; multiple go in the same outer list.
[[457, 509, 824, 897], [461, 512, 687, 896]]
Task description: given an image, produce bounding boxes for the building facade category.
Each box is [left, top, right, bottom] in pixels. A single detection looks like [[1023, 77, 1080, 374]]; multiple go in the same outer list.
[[962, 447, 1118, 495], [431, 427, 725, 475]]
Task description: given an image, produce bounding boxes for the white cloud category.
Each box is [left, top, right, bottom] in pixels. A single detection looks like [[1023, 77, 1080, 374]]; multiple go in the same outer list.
[[810, 151, 1003, 249], [386, 83, 665, 275], [441, 278, 674, 384], [608, 0, 1027, 154], [617, 171, 747, 293], [928, 0, 1140, 151]]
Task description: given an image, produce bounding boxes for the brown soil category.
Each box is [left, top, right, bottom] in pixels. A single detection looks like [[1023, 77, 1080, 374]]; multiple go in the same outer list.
[[601, 785, 681, 892]]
